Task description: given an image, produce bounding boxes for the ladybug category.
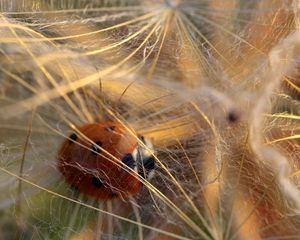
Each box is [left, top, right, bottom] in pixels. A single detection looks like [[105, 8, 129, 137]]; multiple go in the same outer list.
[[58, 121, 155, 200]]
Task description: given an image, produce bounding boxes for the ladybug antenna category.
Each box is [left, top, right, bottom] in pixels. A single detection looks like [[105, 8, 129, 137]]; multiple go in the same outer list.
[[97, 74, 110, 121], [98, 77, 102, 94], [116, 79, 137, 107]]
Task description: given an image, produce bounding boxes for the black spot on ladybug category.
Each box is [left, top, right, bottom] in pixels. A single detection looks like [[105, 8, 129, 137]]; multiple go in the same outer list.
[[122, 154, 136, 169], [227, 111, 239, 123], [109, 192, 119, 198], [91, 141, 103, 155], [105, 126, 115, 132], [92, 177, 104, 188], [68, 133, 77, 143]]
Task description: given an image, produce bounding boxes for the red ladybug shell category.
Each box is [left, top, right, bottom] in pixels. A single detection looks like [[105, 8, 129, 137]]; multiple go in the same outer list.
[[58, 121, 142, 200]]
